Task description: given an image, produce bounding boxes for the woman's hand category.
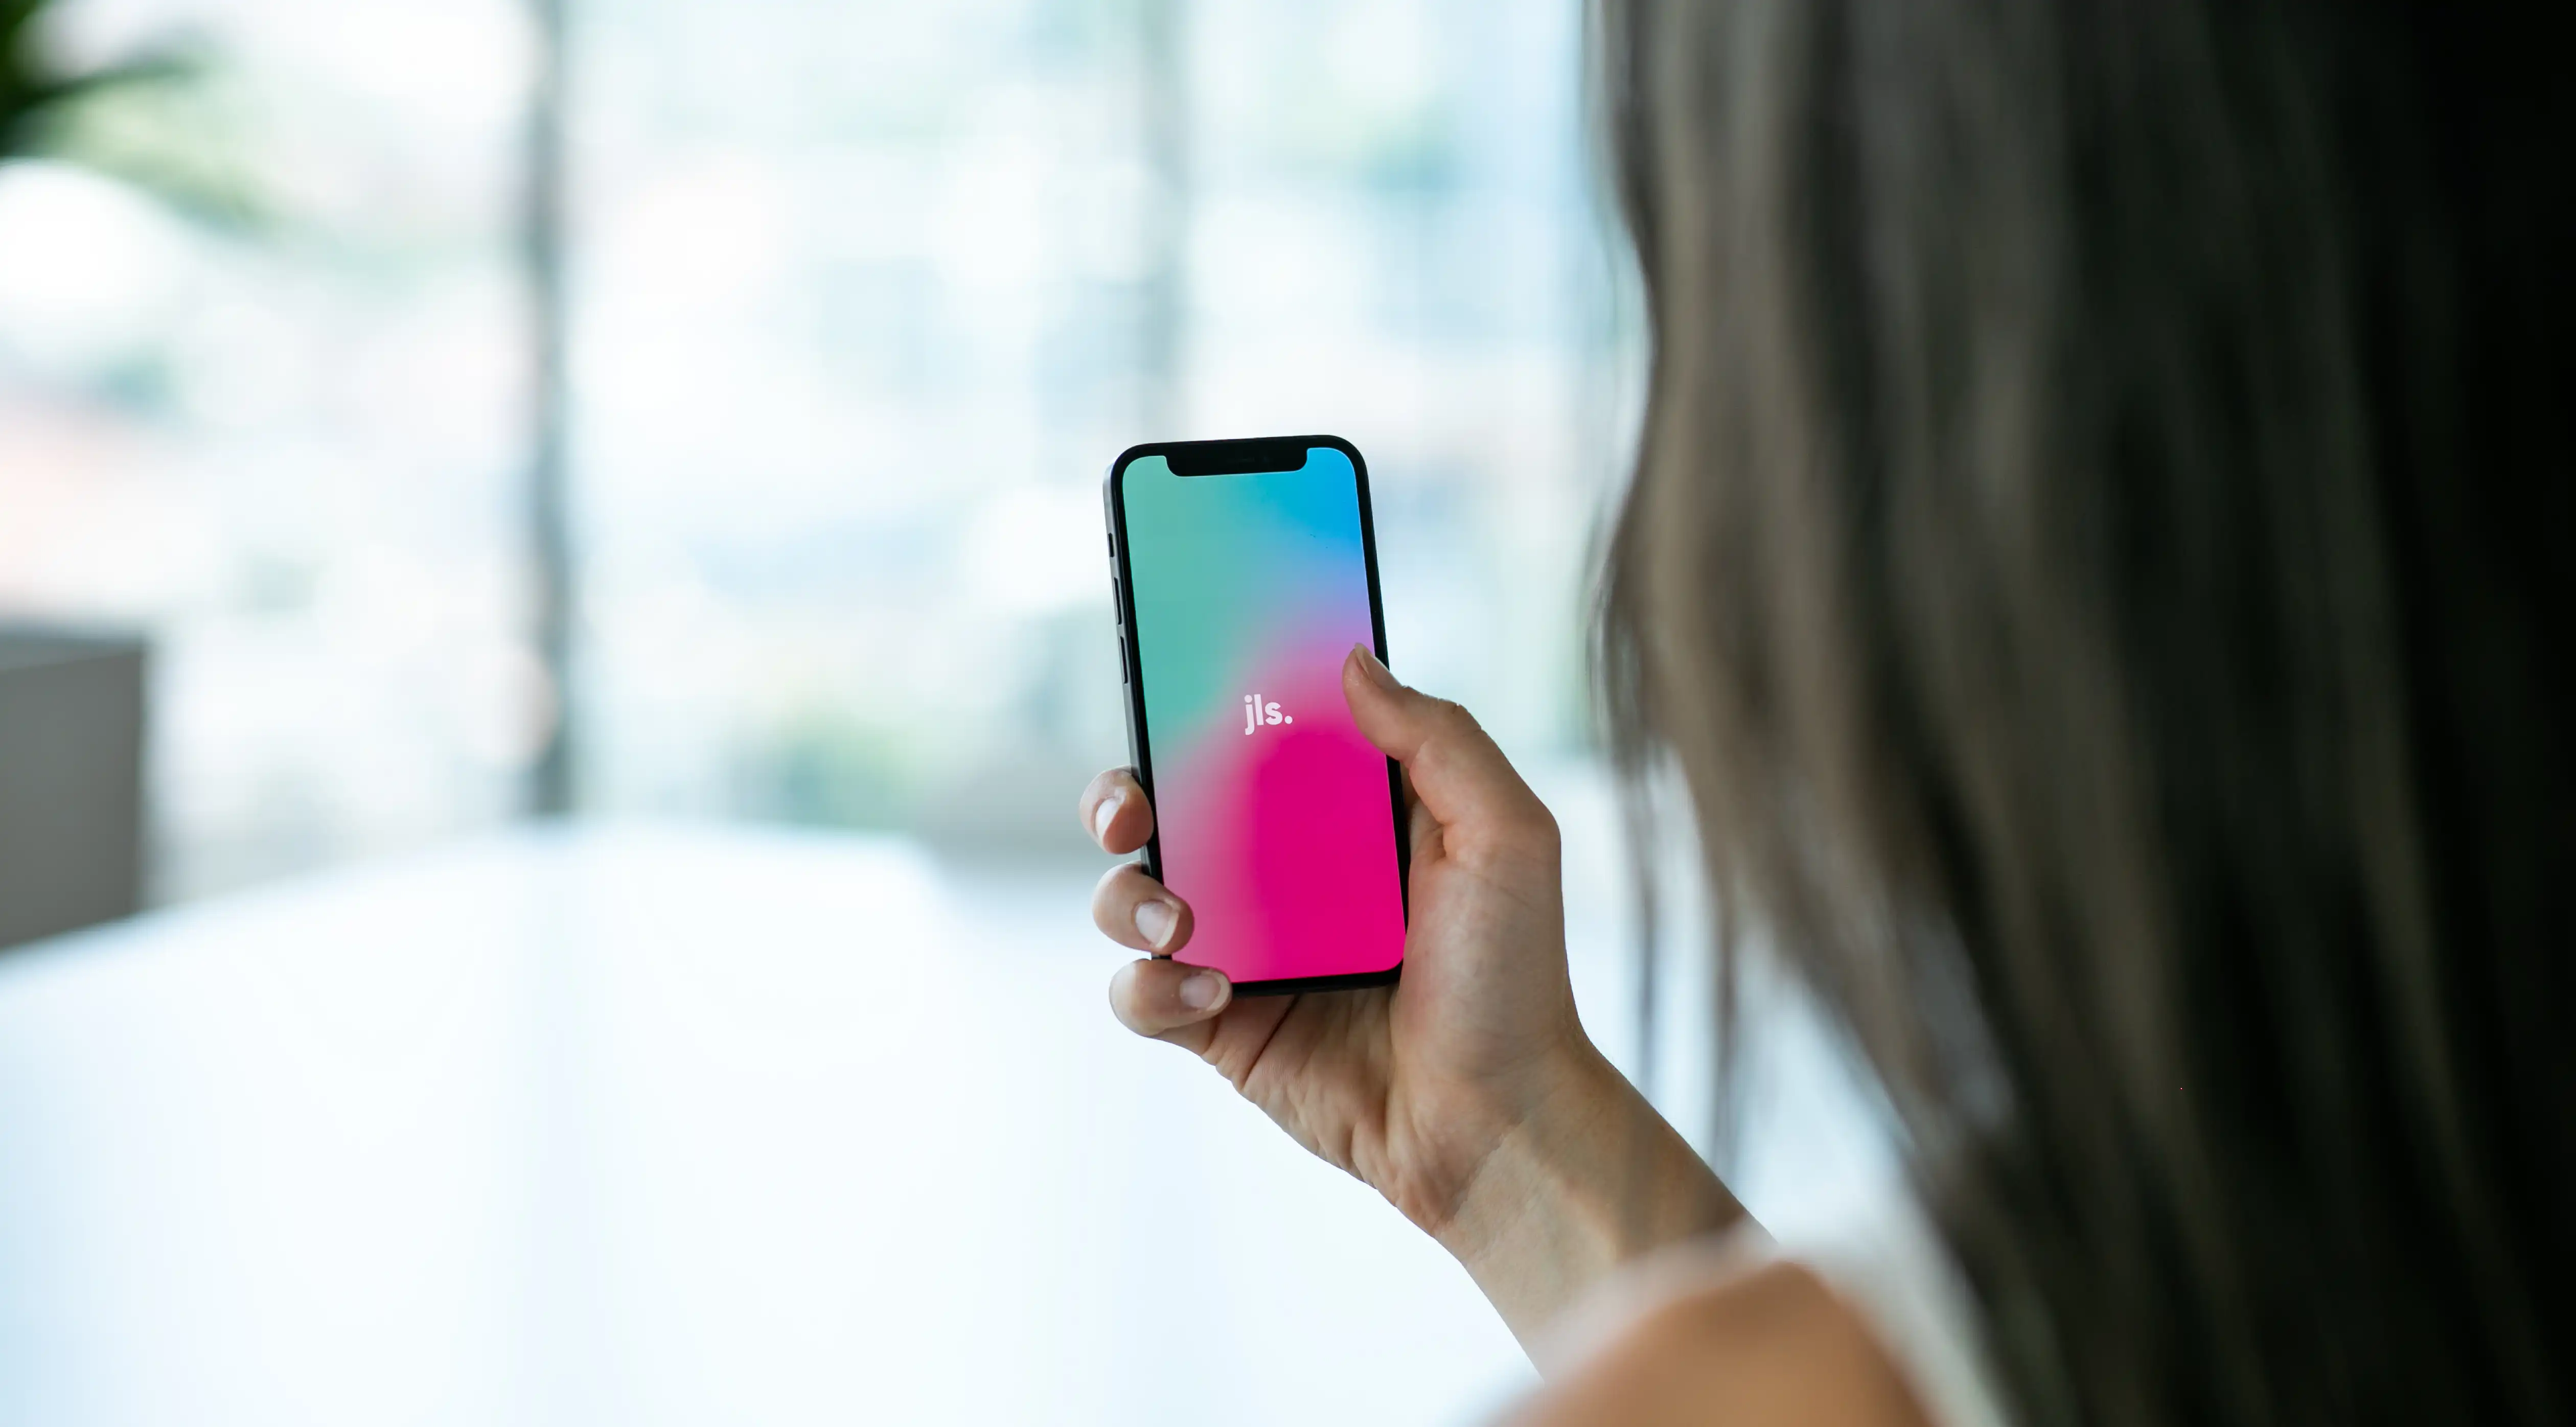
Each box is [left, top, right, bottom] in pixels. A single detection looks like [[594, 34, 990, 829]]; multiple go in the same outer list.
[[1079, 646, 1742, 1346]]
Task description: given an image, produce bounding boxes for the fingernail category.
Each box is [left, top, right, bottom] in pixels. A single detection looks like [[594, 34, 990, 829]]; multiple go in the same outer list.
[[1351, 644, 1397, 689], [1134, 899, 1178, 949], [1179, 971, 1228, 1011], [1092, 790, 1123, 840]]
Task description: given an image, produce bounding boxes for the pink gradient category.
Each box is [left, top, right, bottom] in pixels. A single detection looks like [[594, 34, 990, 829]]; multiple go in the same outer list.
[[1159, 630, 1406, 985]]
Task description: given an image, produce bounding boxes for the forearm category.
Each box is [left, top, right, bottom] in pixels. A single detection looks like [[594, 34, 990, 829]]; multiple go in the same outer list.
[[1434, 1043, 1747, 1354]]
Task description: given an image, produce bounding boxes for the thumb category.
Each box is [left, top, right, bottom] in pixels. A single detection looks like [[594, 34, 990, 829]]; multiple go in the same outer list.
[[1342, 645, 1550, 838]]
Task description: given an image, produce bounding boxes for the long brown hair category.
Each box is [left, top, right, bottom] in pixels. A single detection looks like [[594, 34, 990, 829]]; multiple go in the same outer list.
[[1595, 3, 2572, 1423]]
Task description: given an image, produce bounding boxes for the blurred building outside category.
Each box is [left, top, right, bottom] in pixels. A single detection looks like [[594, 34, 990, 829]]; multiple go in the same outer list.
[[0, 0, 1639, 905]]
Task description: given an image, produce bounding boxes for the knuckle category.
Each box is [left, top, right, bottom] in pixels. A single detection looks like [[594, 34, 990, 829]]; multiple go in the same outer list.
[[1412, 728, 1467, 781], [1454, 800, 1559, 872], [1427, 697, 1480, 733], [1525, 797, 1561, 846]]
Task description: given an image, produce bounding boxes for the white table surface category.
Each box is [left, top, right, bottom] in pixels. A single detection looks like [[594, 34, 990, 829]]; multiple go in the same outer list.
[[0, 823, 1539, 1425], [0, 817, 1892, 1426]]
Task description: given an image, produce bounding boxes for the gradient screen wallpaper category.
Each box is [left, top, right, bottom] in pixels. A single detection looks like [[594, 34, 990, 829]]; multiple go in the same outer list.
[[1114, 443, 1408, 986]]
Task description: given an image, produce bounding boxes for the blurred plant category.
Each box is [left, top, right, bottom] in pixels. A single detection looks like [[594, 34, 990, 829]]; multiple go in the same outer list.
[[2, 0, 255, 223], [3, 0, 173, 156], [752, 707, 924, 831]]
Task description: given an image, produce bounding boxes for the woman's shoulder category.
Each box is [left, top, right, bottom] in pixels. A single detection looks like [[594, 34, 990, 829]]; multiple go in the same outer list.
[[1505, 1252, 1937, 1427]]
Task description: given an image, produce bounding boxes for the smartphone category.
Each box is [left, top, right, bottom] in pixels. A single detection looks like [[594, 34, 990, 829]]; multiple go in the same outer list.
[[1104, 435, 1408, 994]]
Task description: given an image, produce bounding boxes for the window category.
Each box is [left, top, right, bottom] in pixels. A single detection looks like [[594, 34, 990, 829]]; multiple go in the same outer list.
[[0, 0, 536, 899], [0, 0, 1631, 891], [572, 0, 1632, 848]]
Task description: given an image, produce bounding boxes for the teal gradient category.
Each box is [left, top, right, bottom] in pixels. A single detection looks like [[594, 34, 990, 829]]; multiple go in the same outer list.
[[1120, 446, 1370, 746]]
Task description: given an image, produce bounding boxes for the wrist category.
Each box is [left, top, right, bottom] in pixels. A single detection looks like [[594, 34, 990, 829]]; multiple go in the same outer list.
[[1432, 1041, 1744, 1351]]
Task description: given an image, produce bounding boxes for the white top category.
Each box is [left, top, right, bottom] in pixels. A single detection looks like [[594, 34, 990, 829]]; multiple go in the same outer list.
[[1532, 1200, 2014, 1427]]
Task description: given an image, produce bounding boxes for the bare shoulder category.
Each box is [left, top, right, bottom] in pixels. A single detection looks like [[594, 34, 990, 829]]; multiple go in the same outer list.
[[1505, 1259, 1936, 1427]]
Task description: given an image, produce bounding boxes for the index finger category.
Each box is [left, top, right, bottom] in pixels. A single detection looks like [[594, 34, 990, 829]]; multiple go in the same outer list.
[[1342, 646, 1551, 842], [1077, 767, 1155, 855]]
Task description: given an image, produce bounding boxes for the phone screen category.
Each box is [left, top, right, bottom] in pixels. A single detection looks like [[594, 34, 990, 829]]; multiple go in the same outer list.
[[1112, 440, 1407, 988]]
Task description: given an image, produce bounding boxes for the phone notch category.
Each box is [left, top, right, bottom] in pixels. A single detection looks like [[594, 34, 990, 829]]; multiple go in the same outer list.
[[1164, 438, 1312, 477]]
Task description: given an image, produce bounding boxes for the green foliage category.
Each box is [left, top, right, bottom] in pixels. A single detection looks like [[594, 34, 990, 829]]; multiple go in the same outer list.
[[754, 709, 923, 831], [1, 0, 256, 225], [3, 0, 173, 158]]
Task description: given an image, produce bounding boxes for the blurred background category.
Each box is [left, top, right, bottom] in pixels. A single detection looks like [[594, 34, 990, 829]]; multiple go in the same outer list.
[[0, 0, 1630, 905], [0, 2, 1895, 1422]]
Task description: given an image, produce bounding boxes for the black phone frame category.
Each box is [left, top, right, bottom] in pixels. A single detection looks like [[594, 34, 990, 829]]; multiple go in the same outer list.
[[1102, 434, 1409, 997]]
